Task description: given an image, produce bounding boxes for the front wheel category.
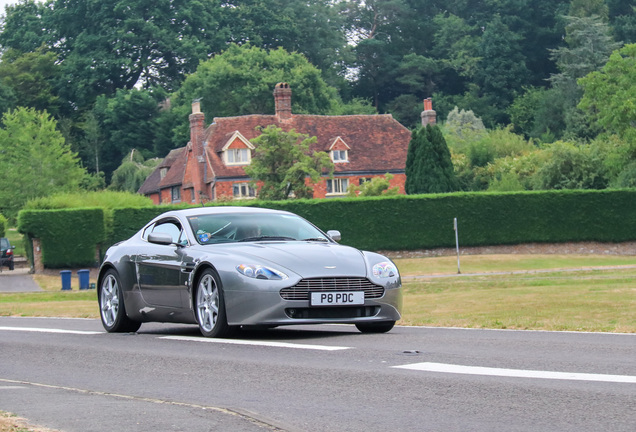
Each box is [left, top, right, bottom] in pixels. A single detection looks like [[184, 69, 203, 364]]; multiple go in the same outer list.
[[195, 269, 233, 338], [355, 321, 395, 334], [99, 269, 141, 333]]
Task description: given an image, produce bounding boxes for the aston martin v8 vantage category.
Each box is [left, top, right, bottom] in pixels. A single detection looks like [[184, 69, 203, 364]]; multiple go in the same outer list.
[[98, 207, 402, 337]]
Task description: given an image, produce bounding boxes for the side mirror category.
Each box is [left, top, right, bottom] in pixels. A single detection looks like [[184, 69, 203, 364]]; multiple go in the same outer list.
[[327, 230, 341, 242], [148, 232, 174, 246]]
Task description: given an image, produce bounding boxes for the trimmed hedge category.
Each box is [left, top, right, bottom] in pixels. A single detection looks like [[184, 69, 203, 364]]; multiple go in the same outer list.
[[109, 189, 636, 251], [18, 189, 636, 268], [18, 208, 105, 268]]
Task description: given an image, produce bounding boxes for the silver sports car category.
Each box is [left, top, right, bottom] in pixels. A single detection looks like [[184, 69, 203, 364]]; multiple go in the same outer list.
[[98, 207, 402, 337]]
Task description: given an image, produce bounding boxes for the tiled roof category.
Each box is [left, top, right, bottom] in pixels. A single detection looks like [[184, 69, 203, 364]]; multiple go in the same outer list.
[[137, 147, 186, 194], [140, 112, 412, 194], [204, 113, 411, 178]]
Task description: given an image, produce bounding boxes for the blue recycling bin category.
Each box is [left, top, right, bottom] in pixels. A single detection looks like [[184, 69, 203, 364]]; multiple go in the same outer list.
[[78, 269, 90, 290], [60, 270, 72, 290]]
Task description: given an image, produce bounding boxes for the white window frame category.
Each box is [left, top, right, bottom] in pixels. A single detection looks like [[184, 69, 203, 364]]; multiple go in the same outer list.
[[330, 150, 348, 163], [326, 178, 349, 195], [225, 148, 251, 165], [232, 182, 256, 199]]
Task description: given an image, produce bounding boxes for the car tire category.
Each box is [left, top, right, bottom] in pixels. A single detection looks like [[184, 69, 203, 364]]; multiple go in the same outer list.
[[195, 269, 233, 338], [355, 321, 395, 334], [99, 269, 141, 333], [8, 260, 13, 271]]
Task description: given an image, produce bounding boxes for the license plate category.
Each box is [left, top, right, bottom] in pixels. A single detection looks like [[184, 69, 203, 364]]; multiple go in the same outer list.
[[310, 291, 365, 307]]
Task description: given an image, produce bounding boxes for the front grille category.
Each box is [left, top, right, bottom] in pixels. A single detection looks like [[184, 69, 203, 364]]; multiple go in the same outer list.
[[285, 306, 380, 319], [280, 277, 384, 300]]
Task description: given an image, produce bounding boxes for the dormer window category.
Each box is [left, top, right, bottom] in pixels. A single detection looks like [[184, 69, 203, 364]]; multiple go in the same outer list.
[[160, 168, 168, 179], [328, 136, 350, 163], [225, 148, 251, 165], [222, 131, 255, 166], [331, 150, 348, 163]]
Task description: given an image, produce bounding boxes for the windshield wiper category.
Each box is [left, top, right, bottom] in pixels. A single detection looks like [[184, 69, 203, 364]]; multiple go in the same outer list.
[[301, 237, 329, 242], [238, 236, 296, 242]]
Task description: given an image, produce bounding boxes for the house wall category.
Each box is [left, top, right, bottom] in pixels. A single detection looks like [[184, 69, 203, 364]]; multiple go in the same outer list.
[[147, 193, 161, 205], [160, 188, 172, 204], [212, 173, 406, 200], [312, 174, 406, 198]]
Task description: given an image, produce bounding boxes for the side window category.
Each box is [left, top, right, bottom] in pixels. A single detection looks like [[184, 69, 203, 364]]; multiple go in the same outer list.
[[143, 220, 187, 245]]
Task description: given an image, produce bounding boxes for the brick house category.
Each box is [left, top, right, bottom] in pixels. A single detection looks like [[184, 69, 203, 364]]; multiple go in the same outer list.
[[139, 83, 433, 204]]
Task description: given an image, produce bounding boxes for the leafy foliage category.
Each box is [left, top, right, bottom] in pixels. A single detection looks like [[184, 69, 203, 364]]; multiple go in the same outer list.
[[579, 43, 636, 143], [170, 44, 342, 145], [405, 125, 458, 194], [244, 126, 334, 200], [108, 150, 161, 193], [347, 174, 399, 197], [0, 107, 86, 219]]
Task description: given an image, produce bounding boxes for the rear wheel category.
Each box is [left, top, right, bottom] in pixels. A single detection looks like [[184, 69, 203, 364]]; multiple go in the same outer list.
[[355, 321, 395, 334], [8, 260, 13, 271], [99, 270, 141, 333], [195, 269, 232, 338]]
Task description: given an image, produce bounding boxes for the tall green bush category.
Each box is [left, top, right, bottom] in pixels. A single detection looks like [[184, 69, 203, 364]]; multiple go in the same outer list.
[[0, 213, 7, 237], [18, 208, 105, 268]]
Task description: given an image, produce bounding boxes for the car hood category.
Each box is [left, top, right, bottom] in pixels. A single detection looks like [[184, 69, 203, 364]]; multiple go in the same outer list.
[[197, 241, 368, 278]]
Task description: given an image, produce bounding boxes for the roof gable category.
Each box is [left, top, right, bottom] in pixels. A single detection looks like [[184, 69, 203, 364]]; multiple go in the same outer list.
[[221, 131, 255, 151], [328, 136, 351, 151]]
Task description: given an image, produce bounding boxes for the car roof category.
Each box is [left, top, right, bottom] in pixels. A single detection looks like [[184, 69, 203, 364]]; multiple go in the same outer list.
[[155, 206, 293, 220]]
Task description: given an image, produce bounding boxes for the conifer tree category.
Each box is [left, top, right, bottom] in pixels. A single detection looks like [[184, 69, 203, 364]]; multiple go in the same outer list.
[[405, 125, 458, 194]]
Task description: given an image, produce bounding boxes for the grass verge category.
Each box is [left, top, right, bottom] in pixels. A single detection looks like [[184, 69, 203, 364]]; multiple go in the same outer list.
[[1, 254, 635, 332]]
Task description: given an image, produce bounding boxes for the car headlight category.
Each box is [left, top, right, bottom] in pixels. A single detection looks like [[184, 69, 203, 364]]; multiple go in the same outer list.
[[372, 262, 398, 278], [236, 264, 288, 280]]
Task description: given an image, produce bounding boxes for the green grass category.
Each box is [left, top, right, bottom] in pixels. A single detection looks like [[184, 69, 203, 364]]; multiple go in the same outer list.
[[400, 268, 636, 332], [1, 254, 635, 332], [394, 254, 636, 276]]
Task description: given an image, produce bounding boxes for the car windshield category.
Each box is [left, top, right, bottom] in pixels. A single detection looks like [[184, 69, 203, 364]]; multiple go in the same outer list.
[[187, 213, 329, 245]]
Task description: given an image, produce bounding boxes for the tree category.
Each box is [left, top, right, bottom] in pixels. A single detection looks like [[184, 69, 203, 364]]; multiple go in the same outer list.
[[109, 149, 160, 193], [474, 15, 530, 125], [244, 126, 334, 200], [91, 88, 165, 181], [0, 47, 62, 116], [548, 14, 621, 138], [0, 0, 229, 109], [219, 0, 349, 86], [170, 44, 342, 145], [0, 107, 86, 218], [405, 125, 458, 194], [579, 43, 636, 143]]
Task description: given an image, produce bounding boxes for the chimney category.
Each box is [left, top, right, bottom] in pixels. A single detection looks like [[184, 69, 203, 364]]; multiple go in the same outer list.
[[189, 99, 205, 157], [421, 97, 436, 126], [274, 82, 292, 121]]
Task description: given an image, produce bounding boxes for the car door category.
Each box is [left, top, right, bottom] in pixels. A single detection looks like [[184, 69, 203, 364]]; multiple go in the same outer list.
[[136, 218, 189, 308]]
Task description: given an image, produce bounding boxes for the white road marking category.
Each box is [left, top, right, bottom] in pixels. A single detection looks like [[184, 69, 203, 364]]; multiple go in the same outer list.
[[0, 326, 103, 335], [393, 362, 636, 384], [160, 335, 351, 351]]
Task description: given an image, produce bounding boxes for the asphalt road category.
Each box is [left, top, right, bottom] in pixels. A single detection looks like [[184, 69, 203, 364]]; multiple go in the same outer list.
[[1, 317, 635, 432], [0, 268, 41, 292]]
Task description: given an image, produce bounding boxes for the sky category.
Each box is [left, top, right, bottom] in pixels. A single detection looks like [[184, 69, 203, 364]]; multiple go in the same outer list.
[[0, 1, 16, 15]]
